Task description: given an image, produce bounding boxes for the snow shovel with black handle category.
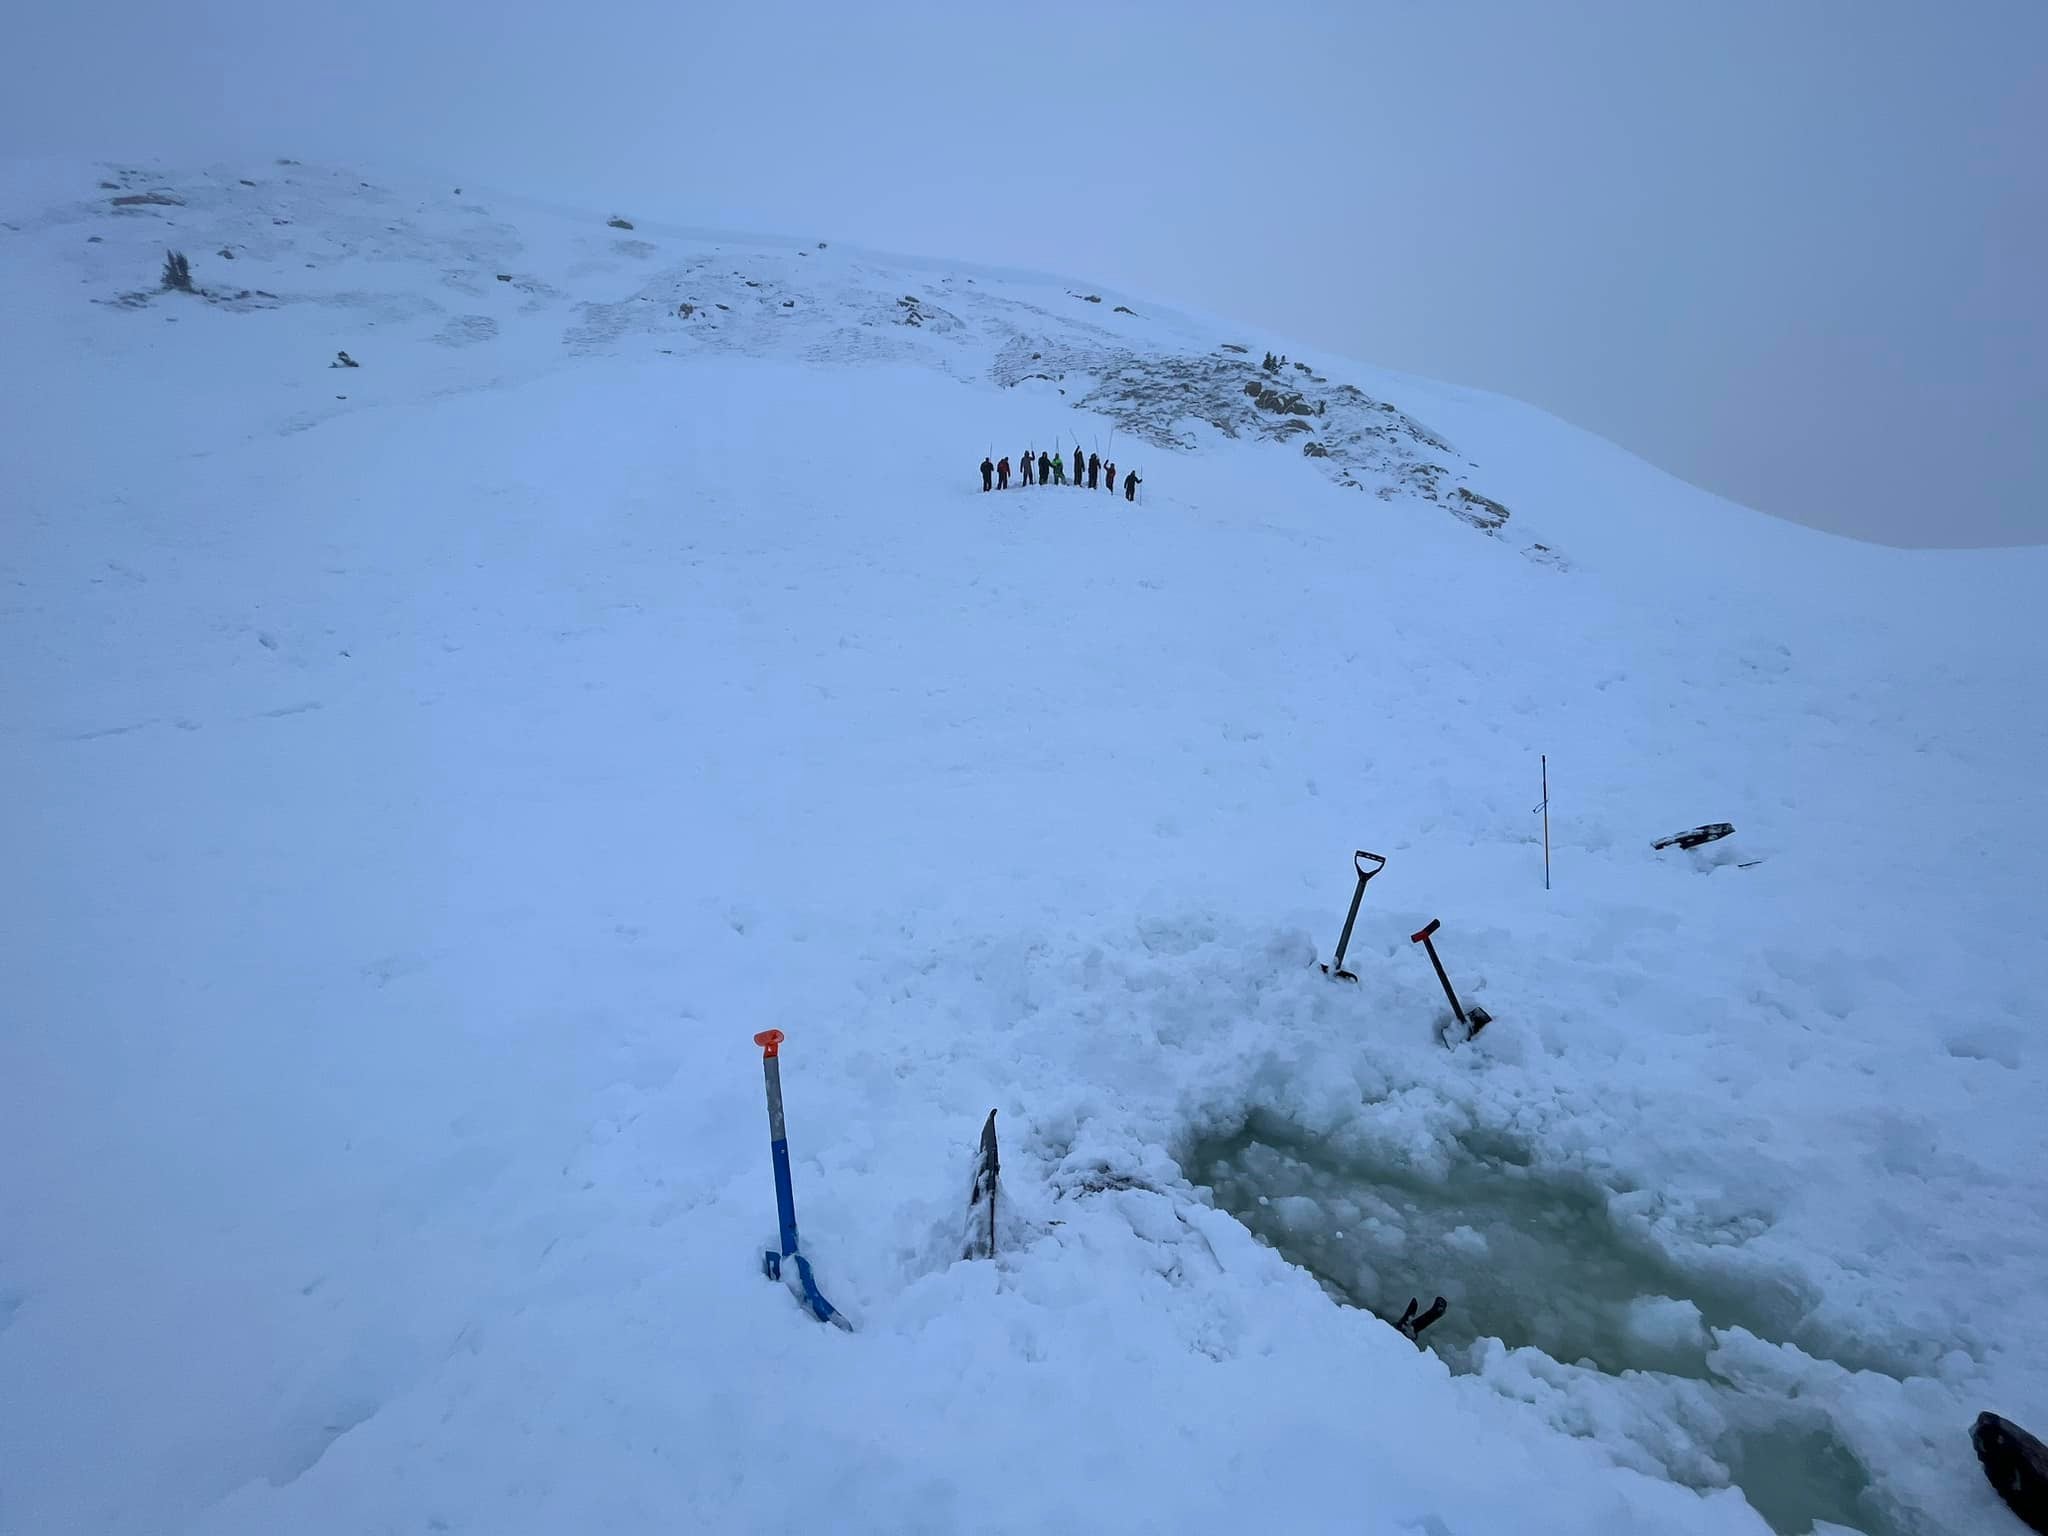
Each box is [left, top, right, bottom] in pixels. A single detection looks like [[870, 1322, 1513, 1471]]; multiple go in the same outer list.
[[1321, 850, 1387, 981], [1410, 918, 1492, 1041]]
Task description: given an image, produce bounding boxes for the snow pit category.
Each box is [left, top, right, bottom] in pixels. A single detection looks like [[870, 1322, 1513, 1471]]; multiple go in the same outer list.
[[1185, 1112, 1797, 1373], [1185, 1112, 1896, 1536]]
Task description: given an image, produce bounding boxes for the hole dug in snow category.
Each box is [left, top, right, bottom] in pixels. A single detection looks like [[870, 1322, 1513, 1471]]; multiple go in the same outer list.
[[1185, 1112, 1897, 1536]]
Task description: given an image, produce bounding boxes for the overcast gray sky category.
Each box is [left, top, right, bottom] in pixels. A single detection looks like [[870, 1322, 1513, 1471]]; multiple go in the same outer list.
[[10, 0, 2043, 545]]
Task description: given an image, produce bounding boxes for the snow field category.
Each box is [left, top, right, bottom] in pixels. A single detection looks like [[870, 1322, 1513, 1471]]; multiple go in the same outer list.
[[2, 160, 2044, 1536]]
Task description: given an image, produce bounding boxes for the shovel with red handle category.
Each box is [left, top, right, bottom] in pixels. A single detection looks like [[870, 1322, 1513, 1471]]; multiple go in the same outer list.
[[1410, 919, 1493, 1041]]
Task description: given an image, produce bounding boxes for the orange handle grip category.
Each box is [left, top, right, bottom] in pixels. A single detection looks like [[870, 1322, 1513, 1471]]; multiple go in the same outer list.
[[753, 1029, 785, 1058]]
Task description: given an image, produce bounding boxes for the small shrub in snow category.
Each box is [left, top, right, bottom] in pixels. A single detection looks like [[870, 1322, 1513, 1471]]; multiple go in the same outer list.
[[161, 250, 194, 292]]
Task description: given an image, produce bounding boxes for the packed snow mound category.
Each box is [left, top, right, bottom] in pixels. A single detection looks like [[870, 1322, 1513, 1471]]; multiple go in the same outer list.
[[2, 158, 2044, 1536]]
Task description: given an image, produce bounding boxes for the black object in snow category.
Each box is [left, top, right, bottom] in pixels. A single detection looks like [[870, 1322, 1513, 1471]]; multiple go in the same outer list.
[[1974, 1412, 2048, 1534], [1396, 1296, 1448, 1343], [1652, 823, 1734, 851]]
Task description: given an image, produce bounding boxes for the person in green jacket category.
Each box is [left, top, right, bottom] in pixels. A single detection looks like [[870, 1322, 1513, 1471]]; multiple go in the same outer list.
[[1050, 452, 1066, 484]]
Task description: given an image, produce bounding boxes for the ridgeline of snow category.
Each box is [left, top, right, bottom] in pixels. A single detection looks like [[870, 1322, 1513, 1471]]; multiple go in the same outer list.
[[2, 159, 2043, 1536]]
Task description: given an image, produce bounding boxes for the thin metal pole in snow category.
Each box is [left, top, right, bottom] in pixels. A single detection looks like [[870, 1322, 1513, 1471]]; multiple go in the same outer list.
[[1534, 755, 1551, 891]]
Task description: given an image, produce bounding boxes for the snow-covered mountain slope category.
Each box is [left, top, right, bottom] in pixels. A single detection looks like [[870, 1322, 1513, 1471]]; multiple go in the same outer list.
[[2, 159, 2043, 1536]]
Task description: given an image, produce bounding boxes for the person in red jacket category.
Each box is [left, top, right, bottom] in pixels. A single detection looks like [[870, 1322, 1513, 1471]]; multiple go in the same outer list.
[[997, 456, 1010, 490]]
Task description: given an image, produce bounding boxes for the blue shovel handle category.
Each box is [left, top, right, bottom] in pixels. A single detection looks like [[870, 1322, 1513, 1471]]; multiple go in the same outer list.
[[753, 1030, 852, 1331]]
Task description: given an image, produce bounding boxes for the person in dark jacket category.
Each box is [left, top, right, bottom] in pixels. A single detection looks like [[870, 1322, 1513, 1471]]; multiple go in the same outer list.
[[997, 456, 1010, 490], [1087, 452, 1100, 489], [1021, 449, 1034, 486], [1104, 460, 1116, 493], [1070, 447, 1083, 486], [981, 456, 995, 492], [1124, 469, 1140, 502], [1038, 450, 1052, 484]]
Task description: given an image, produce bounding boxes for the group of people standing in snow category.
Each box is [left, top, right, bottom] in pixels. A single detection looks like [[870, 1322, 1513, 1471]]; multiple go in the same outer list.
[[981, 447, 1140, 502]]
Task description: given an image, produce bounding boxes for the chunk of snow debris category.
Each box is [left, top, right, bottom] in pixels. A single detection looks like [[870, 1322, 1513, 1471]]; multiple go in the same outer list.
[[1622, 1296, 1709, 1353]]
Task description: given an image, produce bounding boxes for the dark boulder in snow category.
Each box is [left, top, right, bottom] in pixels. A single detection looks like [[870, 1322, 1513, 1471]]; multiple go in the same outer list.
[[1243, 379, 1315, 417]]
